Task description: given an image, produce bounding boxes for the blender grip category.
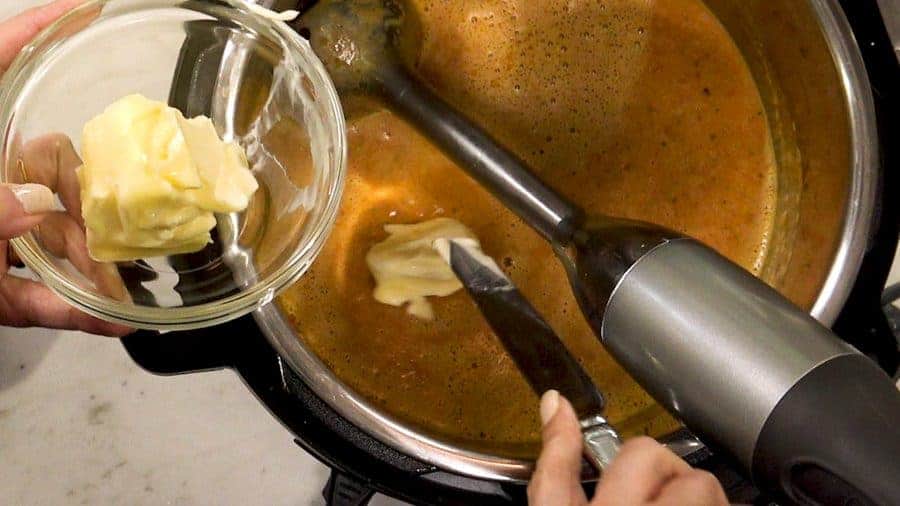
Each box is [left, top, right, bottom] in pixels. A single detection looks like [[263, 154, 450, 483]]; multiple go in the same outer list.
[[598, 238, 900, 506], [751, 353, 900, 506]]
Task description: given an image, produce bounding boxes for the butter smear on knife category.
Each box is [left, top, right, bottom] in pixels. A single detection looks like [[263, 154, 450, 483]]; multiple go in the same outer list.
[[366, 217, 489, 320]]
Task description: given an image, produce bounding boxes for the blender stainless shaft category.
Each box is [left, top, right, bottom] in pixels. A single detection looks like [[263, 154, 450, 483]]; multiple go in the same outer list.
[[374, 66, 581, 245]]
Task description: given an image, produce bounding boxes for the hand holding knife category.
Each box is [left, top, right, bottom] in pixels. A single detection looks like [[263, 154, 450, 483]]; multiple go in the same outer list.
[[435, 238, 621, 471]]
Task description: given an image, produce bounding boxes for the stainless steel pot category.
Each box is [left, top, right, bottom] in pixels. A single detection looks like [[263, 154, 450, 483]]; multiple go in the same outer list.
[[252, 0, 878, 483]]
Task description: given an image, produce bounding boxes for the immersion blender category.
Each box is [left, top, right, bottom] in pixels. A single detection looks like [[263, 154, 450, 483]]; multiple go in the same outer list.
[[296, 1, 900, 504]]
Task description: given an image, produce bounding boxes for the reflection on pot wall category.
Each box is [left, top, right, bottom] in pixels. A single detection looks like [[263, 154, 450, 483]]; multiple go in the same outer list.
[[705, 0, 857, 316]]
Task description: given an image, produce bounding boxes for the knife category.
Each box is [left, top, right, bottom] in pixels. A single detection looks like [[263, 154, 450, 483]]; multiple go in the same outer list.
[[435, 238, 621, 471]]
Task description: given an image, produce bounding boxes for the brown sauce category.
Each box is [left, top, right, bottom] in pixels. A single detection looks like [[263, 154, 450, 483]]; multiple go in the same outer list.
[[280, 0, 777, 458]]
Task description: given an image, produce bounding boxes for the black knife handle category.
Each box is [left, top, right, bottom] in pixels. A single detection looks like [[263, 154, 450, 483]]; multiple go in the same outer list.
[[447, 241, 606, 417]]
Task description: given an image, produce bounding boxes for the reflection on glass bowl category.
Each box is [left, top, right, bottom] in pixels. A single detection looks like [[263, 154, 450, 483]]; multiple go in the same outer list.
[[0, 0, 346, 330]]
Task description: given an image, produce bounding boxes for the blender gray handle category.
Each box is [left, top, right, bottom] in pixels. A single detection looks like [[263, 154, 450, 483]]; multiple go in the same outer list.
[[580, 415, 621, 471], [596, 238, 900, 506], [371, 65, 582, 245]]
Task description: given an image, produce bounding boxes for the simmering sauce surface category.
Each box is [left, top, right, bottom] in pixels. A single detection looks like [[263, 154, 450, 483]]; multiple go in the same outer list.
[[281, 0, 777, 457]]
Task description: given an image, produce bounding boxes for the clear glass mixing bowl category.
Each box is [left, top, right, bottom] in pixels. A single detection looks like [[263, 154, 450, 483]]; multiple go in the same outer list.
[[0, 0, 346, 330]]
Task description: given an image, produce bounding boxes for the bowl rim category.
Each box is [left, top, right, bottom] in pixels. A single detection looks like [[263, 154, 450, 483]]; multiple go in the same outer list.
[[0, 0, 348, 331]]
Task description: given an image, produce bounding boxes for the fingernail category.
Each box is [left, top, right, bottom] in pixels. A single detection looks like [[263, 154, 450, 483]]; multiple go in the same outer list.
[[6, 183, 54, 214], [540, 390, 560, 426]]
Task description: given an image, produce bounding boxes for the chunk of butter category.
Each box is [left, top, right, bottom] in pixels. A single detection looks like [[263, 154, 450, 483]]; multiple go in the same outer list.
[[365, 217, 482, 320], [77, 94, 258, 262]]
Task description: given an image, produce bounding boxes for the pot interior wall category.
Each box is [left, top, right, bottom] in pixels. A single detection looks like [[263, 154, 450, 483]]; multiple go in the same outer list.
[[704, 0, 852, 310]]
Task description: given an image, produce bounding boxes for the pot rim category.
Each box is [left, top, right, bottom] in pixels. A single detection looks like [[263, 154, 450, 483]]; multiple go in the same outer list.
[[256, 0, 880, 484], [807, 0, 880, 326]]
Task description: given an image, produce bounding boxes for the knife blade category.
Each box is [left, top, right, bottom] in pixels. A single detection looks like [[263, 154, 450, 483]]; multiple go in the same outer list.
[[437, 238, 621, 470]]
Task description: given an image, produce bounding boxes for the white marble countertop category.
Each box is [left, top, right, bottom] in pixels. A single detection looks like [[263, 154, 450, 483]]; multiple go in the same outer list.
[[0, 327, 325, 505], [0, 326, 405, 505]]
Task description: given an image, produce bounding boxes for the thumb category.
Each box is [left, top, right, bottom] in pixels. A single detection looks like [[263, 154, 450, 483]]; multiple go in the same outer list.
[[0, 184, 55, 239], [0, 0, 88, 71], [527, 390, 588, 506]]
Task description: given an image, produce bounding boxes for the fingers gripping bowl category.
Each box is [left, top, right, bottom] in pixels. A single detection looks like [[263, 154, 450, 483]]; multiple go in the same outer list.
[[0, 0, 346, 330]]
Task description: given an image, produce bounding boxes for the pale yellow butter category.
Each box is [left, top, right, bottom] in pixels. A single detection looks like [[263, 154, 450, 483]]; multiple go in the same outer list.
[[78, 94, 258, 262], [366, 217, 484, 320]]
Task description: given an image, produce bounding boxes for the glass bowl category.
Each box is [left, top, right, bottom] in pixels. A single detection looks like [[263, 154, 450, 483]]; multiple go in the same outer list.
[[0, 0, 346, 330]]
